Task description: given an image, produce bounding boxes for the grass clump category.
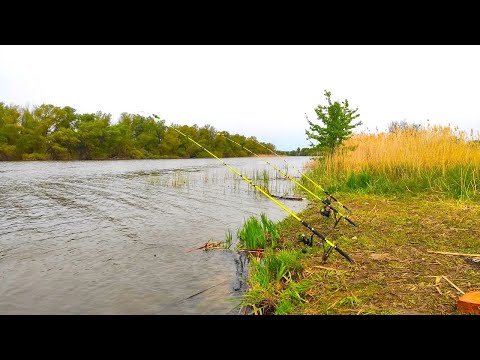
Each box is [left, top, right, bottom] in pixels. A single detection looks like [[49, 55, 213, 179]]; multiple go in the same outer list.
[[236, 212, 280, 250], [241, 248, 305, 314]]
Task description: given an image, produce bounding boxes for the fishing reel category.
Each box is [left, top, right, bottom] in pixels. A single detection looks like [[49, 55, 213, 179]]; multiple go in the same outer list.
[[297, 233, 314, 247], [320, 198, 343, 227], [320, 198, 356, 228], [296, 232, 344, 263], [320, 198, 333, 218]]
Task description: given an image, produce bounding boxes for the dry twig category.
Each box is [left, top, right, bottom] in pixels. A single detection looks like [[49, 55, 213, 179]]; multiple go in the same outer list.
[[427, 250, 480, 258], [441, 275, 465, 295]]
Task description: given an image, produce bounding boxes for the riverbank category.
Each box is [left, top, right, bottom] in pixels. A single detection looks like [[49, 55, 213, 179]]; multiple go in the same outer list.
[[241, 193, 480, 314]]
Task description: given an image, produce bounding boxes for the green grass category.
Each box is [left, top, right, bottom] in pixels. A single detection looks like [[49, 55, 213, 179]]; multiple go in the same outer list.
[[241, 193, 480, 315], [224, 230, 233, 249], [234, 213, 309, 314], [236, 212, 280, 250], [240, 248, 305, 314], [235, 166, 480, 315], [237, 134, 480, 314], [274, 277, 313, 315], [263, 250, 304, 282], [308, 165, 480, 200]]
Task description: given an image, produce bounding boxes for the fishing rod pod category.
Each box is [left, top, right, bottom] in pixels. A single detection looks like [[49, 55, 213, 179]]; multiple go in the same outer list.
[[246, 136, 357, 226], [150, 114, 353, 264], [217, 132, 357, 228]]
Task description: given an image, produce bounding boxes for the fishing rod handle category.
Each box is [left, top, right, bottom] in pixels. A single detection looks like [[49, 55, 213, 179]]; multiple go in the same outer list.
[[324, 191, 351, 212], [345, 217, 357, 227], [324, 191, 338, 202], [322, 200, 347, 217], [311, 227, 354, 263], [321, 200, 357, 227], [322, 200, 349, 216], [334, 245, 354, 263], [310, 228, 326, 242]]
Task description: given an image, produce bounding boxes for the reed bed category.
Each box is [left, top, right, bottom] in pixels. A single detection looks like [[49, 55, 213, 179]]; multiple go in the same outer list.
[[308, 126, 480, 199]]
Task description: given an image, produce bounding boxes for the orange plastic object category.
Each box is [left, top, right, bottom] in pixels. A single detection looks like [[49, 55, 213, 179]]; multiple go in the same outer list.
[[457, 291, 480, 314]]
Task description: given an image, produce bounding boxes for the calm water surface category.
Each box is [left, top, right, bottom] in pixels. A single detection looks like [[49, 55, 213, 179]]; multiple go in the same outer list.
[[0, 157, 311, 314]]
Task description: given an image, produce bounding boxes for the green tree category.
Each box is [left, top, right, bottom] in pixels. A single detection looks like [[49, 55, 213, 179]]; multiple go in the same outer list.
[[0, 103, 22, 160], [306, 90, 361, 155], [47, 128, 79, 160], [388, 120, 422, 133], [0, 101, 280, 161], [76, 112, 111, 159], [158, 127, 181, 158], [106, 122, 135, 159]]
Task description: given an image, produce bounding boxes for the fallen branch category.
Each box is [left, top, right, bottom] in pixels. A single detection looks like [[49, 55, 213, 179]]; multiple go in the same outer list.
[[185, 241, 210, 253], [442, 275, 465, 295], [185, 241, 225, 253], [427, 250, 480, 258], [237, 248, 264, 253]]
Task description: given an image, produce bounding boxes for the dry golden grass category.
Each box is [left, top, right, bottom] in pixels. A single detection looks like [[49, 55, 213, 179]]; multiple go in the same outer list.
[[242, 126, 480, 314], [330, 126, 480, 173], [308, 126, 480, 199]]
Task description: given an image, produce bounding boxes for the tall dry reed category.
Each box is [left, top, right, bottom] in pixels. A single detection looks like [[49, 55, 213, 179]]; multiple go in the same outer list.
[[307, 126, 480, 199]]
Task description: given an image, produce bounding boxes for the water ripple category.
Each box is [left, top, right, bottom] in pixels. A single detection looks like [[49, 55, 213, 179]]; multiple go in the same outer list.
[[0, 157, 310, 314]]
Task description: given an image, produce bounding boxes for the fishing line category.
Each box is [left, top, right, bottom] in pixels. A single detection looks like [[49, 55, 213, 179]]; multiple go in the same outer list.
[[146, 113, 353, 263], [218, 132, 357, 227], [248, 137, 352, 212]]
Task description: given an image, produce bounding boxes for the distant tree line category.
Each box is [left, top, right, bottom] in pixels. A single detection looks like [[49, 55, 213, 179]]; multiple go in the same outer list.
[[0, 102, 277, 161], [387, 120, 422, 133], [278, 147, 316, 156]]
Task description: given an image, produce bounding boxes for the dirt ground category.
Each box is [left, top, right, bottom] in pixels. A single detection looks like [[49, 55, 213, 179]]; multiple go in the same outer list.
[[275, 194, 480, 314]]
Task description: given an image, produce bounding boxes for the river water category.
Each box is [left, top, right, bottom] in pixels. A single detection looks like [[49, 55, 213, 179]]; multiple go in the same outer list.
[[0, 156, 311, 314]]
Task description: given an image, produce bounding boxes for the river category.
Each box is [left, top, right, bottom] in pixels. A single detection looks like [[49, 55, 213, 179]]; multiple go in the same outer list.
[[0, 156, 311, 314]]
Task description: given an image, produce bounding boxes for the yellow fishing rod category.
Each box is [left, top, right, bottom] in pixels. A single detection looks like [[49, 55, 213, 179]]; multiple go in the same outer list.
[[219, 133, 357, 228], [248, 137, 352, 213], [150, 114, 353, 263]]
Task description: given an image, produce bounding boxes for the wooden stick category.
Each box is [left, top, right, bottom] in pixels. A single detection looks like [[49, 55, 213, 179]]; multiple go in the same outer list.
[[185, 241, 225, 253], [442, 275, 465, 295], [427, 250, 480, 258], [185, 243, 209, 253], [237, 248, 265, 253], [313, 265, 342, 272]]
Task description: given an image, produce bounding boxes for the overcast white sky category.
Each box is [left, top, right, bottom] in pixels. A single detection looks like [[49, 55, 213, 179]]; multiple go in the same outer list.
[[1, 45, 479, 150]]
